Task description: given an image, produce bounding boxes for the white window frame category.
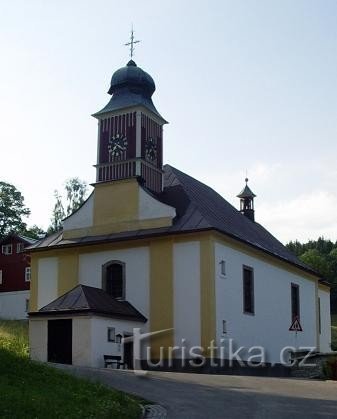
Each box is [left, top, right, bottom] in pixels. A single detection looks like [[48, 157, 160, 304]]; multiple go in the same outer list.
[[25, 267, 31, 282], [17, 243, 24, 253], [2, 244, 12, 255]]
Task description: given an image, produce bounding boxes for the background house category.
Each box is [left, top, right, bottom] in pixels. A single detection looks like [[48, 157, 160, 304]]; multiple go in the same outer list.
[[0, 233, 36, 319]]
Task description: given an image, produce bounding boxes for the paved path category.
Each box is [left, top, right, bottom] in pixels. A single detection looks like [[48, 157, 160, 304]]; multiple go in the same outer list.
[[55, 365, 337, 418]]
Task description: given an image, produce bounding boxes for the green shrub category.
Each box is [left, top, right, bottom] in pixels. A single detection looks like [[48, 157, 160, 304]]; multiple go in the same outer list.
[[323, 356, 337, 380]]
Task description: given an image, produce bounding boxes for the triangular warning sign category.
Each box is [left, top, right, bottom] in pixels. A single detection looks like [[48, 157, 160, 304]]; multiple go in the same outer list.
[[289, 317, 303, 332]]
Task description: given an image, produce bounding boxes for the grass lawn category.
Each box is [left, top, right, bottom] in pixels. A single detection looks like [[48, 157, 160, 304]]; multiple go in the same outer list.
[[0, 320, 141, 419], [331, 314, 337, 351]]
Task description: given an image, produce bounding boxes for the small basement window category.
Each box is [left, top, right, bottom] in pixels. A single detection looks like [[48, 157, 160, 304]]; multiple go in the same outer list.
[[107, 327, 116, 342], [222, 320, 227, 334], [2, 244, 12, 255]]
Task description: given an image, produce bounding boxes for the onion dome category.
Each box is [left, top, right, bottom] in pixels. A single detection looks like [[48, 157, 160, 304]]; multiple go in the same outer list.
[[93, 60, 166, 122], [108, 60, 155, 97]]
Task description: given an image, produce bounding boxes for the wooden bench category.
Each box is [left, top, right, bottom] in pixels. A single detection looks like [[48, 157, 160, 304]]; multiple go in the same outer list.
[[104, 355, 126, 369]]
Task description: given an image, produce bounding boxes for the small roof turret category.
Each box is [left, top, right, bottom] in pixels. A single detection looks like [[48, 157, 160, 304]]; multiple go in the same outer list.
[[237, 178, 256, 222], [237, 178, 257, 199]]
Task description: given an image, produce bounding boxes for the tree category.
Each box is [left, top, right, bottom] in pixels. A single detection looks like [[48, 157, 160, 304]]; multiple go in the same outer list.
[[65, 178, 88, 216], [48, 191, 66, 234], [24, 224, 46, 240], [48, 178, 88, 233], [0, 181, 30, 238], [286, 238, 337, 314], [300, 249, 329, 278]]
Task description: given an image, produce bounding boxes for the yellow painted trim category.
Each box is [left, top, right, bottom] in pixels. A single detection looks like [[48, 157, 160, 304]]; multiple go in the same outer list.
[[149, 238, 174, 358], [318, 283, 330, 293], [58, 252, 79, 296], [29, 256, 38, 312], [200, 235, 216, 355], [63, 217, 172, 239], [93, 178, 139, 227]]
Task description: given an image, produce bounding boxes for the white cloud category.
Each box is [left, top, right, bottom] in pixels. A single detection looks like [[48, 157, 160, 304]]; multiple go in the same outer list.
[[258, 191, 337, 243]]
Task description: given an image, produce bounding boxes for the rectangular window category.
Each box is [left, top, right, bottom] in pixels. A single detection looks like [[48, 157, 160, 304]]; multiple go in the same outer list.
[[0, 270, 2, 285], [107, 327, 116, 342], [25, 267, 31, 282], [222, 320, 227, 334], [220, 260, 226, 276], [243, 266, 254, 314], [25, 299, 30, 313], [17, 243, 24, 253], [291, 283, 300, 321], [2, 244, 12, 255]]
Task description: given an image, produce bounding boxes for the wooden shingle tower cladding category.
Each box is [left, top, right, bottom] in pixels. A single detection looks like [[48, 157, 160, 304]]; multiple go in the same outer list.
[[93, 60, 167, 193]]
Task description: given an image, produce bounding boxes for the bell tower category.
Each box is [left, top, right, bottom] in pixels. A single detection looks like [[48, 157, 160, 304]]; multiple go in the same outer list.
[[237, 178, 256, 222], [92, 58, 167, 194]]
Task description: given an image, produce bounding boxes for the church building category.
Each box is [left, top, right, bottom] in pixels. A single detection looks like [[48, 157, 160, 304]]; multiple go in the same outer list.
[[28, 51, 331, 370]]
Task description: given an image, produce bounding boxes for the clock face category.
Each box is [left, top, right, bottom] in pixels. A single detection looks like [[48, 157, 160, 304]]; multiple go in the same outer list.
[[145, 137, 157, 162], [108, 134, 128, 159]]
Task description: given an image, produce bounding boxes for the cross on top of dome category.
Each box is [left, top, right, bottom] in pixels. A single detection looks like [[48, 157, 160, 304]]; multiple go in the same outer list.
[[124, 26, 141, 59]]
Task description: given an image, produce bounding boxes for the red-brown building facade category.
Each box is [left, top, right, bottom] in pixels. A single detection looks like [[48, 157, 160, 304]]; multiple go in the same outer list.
[[0, 233, 36, 319]]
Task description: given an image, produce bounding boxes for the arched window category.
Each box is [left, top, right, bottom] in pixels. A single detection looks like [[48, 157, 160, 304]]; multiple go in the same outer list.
[[102, 261, 125, 300]]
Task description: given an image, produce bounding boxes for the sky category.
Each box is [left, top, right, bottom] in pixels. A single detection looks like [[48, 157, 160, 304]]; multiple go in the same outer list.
[[0, 0, 337, 243]]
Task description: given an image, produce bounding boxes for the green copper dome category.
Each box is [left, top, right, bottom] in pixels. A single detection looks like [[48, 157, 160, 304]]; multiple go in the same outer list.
[[93, 60, 166, 122]]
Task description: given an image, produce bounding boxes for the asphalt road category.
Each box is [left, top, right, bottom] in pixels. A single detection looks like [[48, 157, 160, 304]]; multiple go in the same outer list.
[[55, 365, 337, 418]]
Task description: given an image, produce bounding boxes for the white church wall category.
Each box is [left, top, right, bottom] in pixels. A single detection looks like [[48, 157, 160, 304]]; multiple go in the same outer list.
[[62, 193, 94, 231], [173, 241, 201, 353], [78, 247, 150, 319], [73, 317, 92, 366], [30, 315, 147, 368], [214, 241, 319, 364], [318, 288, 331, 353], [37, 257, 58, 309], [90, 316, 145, 368], [139, 187, 176, 221], [0, 290, 29, 320], [29, 318, 48, 362]]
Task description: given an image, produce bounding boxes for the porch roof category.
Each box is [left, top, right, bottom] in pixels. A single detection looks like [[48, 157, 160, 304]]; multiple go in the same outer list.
[[29, 284, 147, 322]]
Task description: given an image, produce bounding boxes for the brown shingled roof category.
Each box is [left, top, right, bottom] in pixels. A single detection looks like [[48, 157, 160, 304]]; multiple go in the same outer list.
[[29, 284, 147, 322]]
